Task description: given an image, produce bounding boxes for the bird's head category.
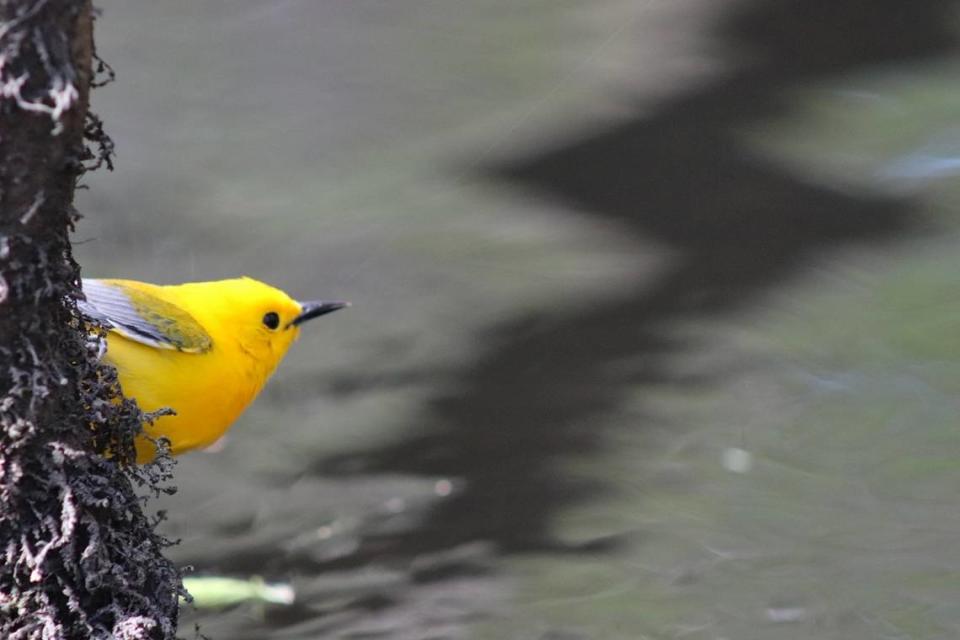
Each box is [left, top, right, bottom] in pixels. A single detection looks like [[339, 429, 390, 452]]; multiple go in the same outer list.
[[183, 277, 348, 373]]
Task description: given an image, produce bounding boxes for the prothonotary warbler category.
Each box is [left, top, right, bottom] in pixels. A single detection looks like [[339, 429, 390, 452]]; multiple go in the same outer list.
[[78, 277, 348, 463]]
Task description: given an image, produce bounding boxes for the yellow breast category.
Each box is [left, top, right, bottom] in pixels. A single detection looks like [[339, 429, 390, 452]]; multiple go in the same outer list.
[[104, 331, 266, 463]]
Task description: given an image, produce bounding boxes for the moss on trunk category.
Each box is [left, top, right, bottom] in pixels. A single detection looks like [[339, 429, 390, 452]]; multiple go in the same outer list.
[[0, 2, 181, 638]]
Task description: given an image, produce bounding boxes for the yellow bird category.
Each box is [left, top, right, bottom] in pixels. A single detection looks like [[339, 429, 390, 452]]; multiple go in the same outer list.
[[78, 277, 348, 463]]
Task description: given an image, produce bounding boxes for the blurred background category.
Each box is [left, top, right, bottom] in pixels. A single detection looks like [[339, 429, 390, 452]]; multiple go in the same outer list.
[[77, 1, 960, 638]]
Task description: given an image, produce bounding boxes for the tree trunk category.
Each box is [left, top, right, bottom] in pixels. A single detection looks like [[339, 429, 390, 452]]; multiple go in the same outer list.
[[0, 2, 181, 638]]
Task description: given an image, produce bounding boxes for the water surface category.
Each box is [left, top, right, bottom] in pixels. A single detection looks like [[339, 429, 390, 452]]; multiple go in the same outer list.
[[78, 1, 960, 638]]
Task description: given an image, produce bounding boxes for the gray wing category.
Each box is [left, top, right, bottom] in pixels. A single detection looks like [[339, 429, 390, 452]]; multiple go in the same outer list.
[[79, 278, 212, 353]]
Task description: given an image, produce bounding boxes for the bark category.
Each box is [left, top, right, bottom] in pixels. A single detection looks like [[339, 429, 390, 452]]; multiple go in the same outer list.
[[0, 2, 181, 638]]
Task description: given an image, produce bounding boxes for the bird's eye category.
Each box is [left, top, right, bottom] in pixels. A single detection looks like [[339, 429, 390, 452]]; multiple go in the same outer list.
[[262, 311, 280, 330]]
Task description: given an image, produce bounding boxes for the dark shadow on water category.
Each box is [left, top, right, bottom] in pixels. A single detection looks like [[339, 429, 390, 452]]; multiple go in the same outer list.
[[311, 0, 957, 563]]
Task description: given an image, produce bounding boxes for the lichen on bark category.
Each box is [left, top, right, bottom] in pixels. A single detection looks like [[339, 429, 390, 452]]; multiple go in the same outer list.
[[0, 2, 182, 638]]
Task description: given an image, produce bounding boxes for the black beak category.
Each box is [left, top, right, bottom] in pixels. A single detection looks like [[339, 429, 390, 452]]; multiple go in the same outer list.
[[290, 300, 350, 327]]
